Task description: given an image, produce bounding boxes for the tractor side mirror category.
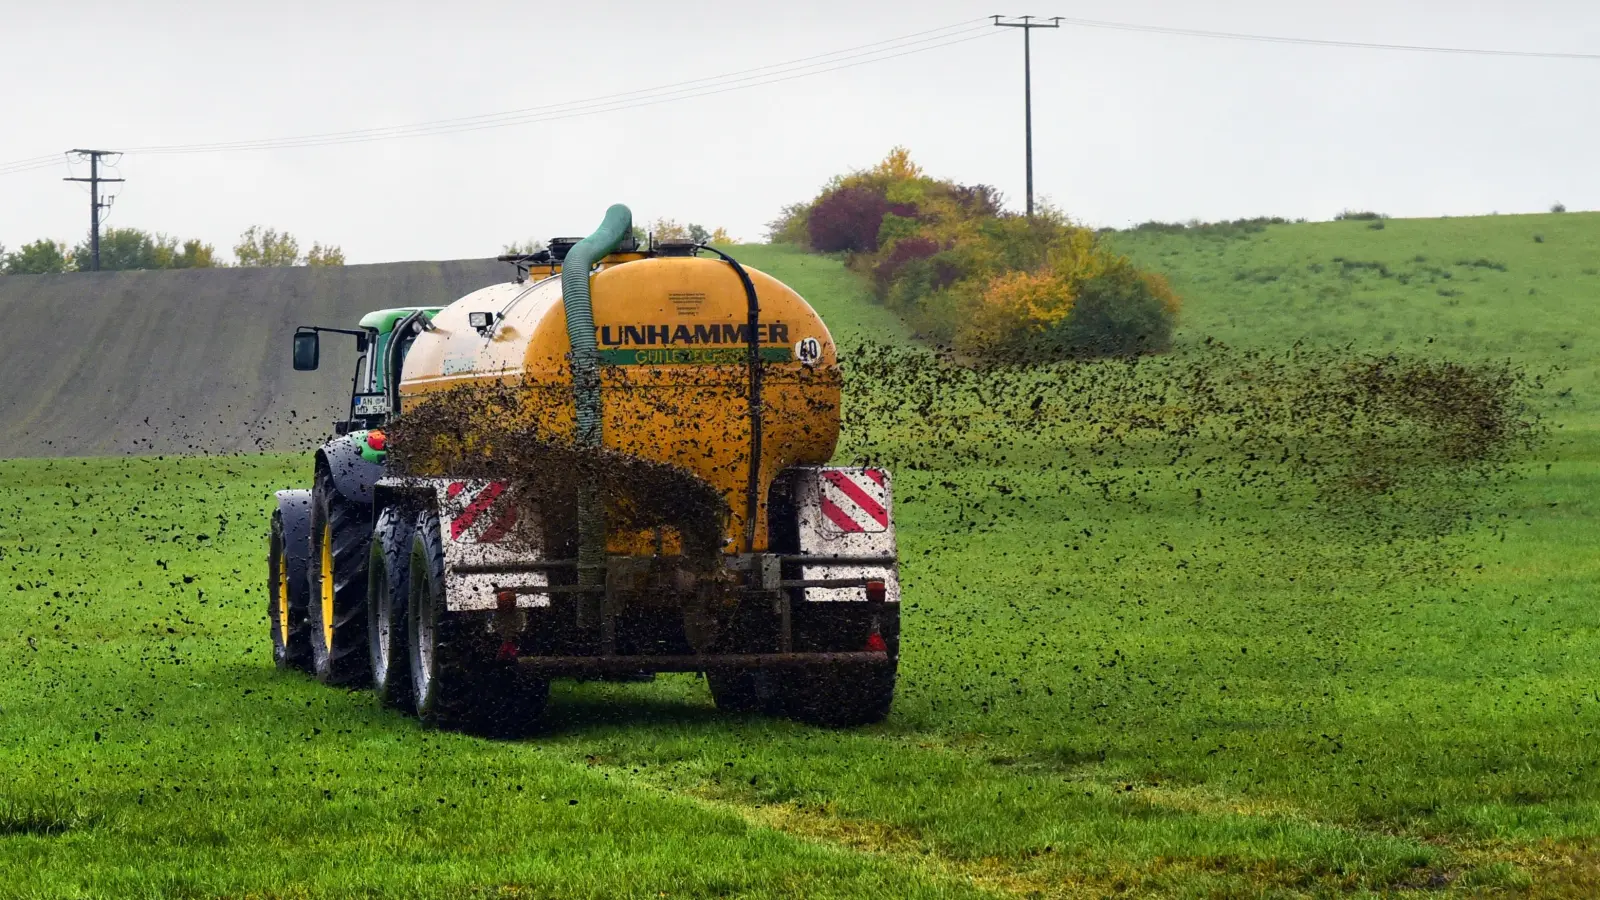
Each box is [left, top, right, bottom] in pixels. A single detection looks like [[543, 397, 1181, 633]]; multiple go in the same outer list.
[[292, 331, 320, 371]]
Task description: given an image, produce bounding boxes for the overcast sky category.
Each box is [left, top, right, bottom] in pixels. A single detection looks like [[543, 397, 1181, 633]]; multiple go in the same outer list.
[[3, 1, 1598, 264]]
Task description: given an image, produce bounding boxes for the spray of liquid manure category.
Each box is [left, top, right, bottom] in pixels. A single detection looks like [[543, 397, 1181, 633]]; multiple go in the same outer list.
[[836, 341, 1545, 579], [385, 342, 1543, 582]]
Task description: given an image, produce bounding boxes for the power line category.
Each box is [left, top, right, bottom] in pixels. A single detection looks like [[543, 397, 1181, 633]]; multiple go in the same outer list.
[[128, 19, 992, 155], [0, 19, 995, 175], [0, 154, 67, 176], [1057, 15, 1600, 60], [6, 15, 1587, 179], [123, 25, 998, 156]]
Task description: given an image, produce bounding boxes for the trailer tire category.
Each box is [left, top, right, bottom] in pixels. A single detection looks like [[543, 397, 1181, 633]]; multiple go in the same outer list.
[[408, 506, 549, 737], [780, 660, 897, 727], [706, 669, 774, 715], [367, 506, 414, 709], [308, 468, 372, 687], [776, 604, 899, 726], [268, 506, 312, 672]]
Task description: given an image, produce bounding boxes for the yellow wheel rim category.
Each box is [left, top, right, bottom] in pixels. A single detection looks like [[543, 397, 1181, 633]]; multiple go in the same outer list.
[[320, 524, 335, 652], [277, 551, 290, 644]]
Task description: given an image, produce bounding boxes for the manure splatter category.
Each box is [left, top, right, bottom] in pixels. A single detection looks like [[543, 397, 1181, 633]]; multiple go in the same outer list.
[[836, 341, 1544, 578], [384, 342, 1544, 581], [386, 380, 730, 568]]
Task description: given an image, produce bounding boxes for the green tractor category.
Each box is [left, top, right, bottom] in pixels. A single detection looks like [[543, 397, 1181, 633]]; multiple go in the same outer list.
[[267, 307, 438, 681]]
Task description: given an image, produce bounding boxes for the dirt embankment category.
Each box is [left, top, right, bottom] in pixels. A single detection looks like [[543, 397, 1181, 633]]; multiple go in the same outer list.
[[0, 259, 506, 458]]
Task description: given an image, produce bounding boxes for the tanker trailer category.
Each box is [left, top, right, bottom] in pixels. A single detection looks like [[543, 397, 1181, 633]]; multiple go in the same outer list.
[[275, 204, 900, 734]]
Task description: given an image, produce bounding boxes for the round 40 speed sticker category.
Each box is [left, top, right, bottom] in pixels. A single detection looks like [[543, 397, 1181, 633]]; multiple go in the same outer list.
[[795, 336, 823, 367]]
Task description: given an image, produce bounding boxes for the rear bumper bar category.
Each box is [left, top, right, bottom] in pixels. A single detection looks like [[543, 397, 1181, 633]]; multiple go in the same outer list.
[[452, 553, 896, 576], [517, 651, 889, 675]]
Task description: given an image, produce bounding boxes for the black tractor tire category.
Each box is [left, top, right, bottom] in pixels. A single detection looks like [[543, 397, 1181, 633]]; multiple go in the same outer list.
[[367, 506, 414, 709], [408, 506, 549, 737], [268, 508, 312, 672], [308, 467, 372, 687]]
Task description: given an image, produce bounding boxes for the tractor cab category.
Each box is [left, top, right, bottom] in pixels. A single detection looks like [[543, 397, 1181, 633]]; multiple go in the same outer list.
[[293, 306, 440, 435]]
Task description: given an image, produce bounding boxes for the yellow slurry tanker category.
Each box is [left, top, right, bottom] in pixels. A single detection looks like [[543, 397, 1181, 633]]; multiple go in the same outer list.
[[267, 205, 900, 733]]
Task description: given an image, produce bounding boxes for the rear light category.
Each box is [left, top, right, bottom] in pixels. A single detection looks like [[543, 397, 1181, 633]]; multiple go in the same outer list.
[[865, 632, 888, 653], [494, 591, 519, 659], [365, 430, 386, 452], [864, 579, 887, 603]]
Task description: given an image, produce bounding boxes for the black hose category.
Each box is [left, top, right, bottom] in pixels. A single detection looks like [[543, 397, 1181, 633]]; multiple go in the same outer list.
[[696, 245, 763, 553], [384, 309, 429, 419]]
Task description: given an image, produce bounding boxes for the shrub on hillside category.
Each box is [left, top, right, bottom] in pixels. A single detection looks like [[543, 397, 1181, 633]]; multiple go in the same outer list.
[[951, 183, 1005, 218], [959, 268, 1076, 355], [808, 186, 891, 253], [958, 266, 1178, 361], [1128, 217, 1290, 239], [872, 236, 940, 292], [953, 227, 1178, 359], [775, 147, 1179, 362], [884, 254, 962, 318], [1047, 269, 1178, 358], [1133, 220, 1189, 234], [765, 203, 811, 244]]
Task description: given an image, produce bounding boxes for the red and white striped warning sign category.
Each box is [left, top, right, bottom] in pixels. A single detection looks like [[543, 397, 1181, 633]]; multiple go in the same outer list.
[[445, 481, 519, 544], [817, 469, 889, 534]]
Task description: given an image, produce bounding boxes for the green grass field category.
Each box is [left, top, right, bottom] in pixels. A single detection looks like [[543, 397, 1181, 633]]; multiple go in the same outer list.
[[3, 218, 1599, 898], [1110, 212, 1600, 421]]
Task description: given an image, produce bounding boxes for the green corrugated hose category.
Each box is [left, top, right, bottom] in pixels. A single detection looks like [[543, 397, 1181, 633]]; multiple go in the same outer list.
[[561, 203, 632, 448], [560, 204, 632, 629]]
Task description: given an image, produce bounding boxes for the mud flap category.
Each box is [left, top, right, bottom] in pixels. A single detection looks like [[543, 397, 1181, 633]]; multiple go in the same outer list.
[[789, 467, 900, 603], [379, 477, 549, 612]]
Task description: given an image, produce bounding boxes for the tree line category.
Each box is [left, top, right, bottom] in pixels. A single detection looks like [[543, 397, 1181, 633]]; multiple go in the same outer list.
[[0, 226, 345, 274], [5, 214, 734, 275]]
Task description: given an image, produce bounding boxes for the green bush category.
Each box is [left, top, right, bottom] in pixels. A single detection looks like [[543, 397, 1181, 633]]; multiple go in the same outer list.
[[1047, 269, 1176, 358], [2, 239, 72, 275], [764, 202, 811, 245], [1128, 217, 1290, 239]]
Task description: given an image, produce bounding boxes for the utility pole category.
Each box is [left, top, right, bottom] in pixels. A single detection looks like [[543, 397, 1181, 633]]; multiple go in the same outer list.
[[63, 150, 124, 271], [992, 16, 1060, 217]]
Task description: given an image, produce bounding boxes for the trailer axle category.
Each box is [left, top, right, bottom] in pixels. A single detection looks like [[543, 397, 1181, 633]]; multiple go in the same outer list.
[[516, 651, 889, 675]]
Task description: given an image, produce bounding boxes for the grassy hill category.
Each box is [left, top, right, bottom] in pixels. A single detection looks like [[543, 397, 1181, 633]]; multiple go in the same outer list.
[[3, 222, 1599, 896], [1109, 212, 1600, 420]]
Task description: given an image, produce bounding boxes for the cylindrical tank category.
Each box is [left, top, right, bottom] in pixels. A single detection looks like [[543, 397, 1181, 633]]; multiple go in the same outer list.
[[399, 254, 842, 553]]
